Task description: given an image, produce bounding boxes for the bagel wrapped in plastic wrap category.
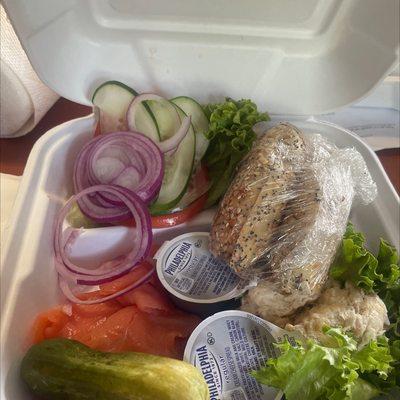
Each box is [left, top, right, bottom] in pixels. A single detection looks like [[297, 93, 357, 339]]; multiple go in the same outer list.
[[210, 123, 377, 326]]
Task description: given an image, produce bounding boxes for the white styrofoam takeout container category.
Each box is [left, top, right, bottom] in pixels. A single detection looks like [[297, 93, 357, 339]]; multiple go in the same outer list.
[[1, 116, 399, 399], [1, 0, 399, 399]]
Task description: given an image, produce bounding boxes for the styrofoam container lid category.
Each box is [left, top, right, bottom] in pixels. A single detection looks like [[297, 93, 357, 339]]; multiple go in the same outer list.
[[3, 0, 399, 115]]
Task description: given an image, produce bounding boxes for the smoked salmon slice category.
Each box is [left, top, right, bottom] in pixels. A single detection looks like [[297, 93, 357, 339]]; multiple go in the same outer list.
[[30, 262, 200, 359]]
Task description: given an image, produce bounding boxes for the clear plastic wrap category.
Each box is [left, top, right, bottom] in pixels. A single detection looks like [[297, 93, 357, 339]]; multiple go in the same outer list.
[[210, 123, 377, 326]]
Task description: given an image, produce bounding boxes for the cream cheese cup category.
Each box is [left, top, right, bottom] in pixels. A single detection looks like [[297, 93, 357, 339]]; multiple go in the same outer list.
[[155, 232, 250, 314], [184, 310, 298, 400]]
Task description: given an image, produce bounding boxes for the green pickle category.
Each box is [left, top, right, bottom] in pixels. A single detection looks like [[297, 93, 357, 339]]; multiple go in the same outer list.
[[21, 338, 209, 400]]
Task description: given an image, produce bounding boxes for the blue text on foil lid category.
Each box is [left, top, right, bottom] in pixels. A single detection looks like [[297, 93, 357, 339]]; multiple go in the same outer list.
[[196, 345, 219, 400], [165, 242, 191, 276]]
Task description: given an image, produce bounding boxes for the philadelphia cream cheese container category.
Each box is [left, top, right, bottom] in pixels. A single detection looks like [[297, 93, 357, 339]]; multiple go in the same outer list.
[[184, 310, 299, 400], [155, 232, 251, 315]]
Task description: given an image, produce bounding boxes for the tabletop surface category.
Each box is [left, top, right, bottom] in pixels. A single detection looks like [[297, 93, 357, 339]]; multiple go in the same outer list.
[[1, 98, 399, 194]]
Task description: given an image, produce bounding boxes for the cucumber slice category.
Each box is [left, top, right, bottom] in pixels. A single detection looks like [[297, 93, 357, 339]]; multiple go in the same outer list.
[[92, 81, 160, 142], [144, 98, 181, 140], [66, 203, 101, 229], [171, 96, 209, 164], [150, 105, 196, 215]]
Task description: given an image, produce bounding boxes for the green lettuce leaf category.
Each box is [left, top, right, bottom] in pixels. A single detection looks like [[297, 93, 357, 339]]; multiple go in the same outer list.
[[329, 222, 400, 390], [350, 379, 380, 400], [389, 340, 400, 390], [352, 336, 393, 378], [330, 223, 377, 292], [330, 222, 399, 295], [203, 98, 269, 206], [362, 339, 400, 396], [252, 327, 394, 400]]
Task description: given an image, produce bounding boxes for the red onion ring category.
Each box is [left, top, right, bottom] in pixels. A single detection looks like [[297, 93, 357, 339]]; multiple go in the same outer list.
[[88, 133, 162, 206], [58, 264, 155, 305], [158, 115, 191, 154], [73, 131, 163, 216], [126, 93, 191, 154], [54, 185, 152, 285]]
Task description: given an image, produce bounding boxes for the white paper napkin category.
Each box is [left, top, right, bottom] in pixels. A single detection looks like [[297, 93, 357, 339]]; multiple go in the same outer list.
[[317, 106, 400, 151], [0, 5, 59, 138]]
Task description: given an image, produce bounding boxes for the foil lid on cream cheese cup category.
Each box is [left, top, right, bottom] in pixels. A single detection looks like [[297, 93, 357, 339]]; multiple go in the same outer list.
[[155, 232, 250, 305], [184, 310, 299, 400]]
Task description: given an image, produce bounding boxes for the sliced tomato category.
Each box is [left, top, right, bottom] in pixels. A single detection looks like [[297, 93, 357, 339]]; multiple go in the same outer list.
[[151, 165, 209, 228], [151, 193, 207, 228], [119, 165, 209, 229], [177, 163, 210, 208]]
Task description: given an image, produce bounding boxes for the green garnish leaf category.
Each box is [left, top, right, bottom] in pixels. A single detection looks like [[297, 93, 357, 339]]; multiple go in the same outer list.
[[203, 98, 269, 206], [330, 222, 399, 294], [252, 327, 394, 400], [330, 222, 400, 389]]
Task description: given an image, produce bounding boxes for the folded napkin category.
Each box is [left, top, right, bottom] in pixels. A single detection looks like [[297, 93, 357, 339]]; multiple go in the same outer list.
[[317, 106, 400, 151], [0, 5, 59, 138]]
